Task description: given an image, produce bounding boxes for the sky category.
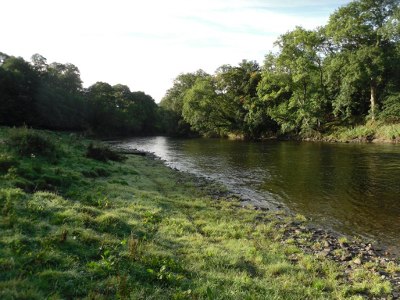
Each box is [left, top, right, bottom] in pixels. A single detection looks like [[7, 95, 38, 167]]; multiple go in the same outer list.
[[1, 0, 351, 102]]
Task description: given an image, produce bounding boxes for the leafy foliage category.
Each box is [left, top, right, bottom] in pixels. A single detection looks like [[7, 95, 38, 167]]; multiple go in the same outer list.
[[258, 28, 328, 134], [161, 0, 400, 139], [380, 93, 400, 122], [159, 70, 209, 137], [0, 54, 159, 136]]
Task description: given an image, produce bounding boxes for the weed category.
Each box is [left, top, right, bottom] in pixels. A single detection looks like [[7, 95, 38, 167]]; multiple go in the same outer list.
[[338, 236, 349, 246], [294, 214, 307, 223], [386, 261, 400, 274], [126, 234, 142, 260], [96, 197, 111, 209], [60, 229, 68, 242]]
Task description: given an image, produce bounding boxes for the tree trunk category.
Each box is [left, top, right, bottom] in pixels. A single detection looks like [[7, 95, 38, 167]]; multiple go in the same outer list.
[[370, 80, 377, 121]]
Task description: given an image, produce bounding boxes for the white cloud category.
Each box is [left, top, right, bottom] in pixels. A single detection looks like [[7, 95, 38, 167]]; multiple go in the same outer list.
[[0, 0, 351, 102]]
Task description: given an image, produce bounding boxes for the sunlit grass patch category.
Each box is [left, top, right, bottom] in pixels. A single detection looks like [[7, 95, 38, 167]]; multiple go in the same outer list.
[[326, 122, 400, 142]]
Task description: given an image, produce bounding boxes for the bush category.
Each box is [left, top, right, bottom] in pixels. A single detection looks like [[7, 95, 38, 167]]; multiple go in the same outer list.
[[85, 143, 123, 162], [6, 127, 59, 160], [380, 93, 400, 123]]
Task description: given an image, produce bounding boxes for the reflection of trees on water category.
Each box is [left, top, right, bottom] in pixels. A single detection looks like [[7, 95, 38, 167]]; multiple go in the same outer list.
[[123, 137, 400, 250]]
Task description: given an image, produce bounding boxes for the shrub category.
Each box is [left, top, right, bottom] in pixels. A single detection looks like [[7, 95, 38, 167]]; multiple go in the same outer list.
[[380, 93, 400, 123], [6, 127, 59, 160], [85, 143, 123, 162]]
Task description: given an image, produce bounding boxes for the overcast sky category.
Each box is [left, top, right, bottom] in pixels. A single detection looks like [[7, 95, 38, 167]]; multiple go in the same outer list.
[[1, 0, 350, 102]]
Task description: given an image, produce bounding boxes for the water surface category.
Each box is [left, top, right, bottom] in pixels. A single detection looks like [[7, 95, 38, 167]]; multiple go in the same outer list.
[[119, 137, 400, 253]]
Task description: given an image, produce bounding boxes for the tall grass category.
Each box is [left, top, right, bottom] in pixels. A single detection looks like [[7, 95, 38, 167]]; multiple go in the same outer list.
[[6, 126, 60, 160], [326, 122, 400, 142]]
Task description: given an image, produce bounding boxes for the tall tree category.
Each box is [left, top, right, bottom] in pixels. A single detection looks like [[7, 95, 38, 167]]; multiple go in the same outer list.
[[86, 82, 158, 135], [182, 75, 233, 136], [34, 60, 86, 129], [215, 60, 266, 138], [31, 53, 48, 74], [0, 56, 38, 126], [258, 27, 327, 134], [325, 0, 400, 120], [159, 70, 208, 136]]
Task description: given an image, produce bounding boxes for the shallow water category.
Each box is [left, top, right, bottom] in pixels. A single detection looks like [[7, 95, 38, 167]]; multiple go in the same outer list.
[[119, 137, 400, 253]]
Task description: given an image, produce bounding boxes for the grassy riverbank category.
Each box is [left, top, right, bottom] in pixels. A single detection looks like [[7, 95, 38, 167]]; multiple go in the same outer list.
[[0, 127, 399, 299], [326, 123, 400, 143], [302, 122, 400, 143]]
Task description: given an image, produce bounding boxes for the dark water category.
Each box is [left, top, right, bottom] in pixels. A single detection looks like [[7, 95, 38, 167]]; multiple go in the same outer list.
[[119, 137, 400, 253]]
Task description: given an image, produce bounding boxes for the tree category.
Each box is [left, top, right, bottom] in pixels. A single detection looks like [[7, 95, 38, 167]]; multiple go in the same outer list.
[[0, 50, 161, 135], [159, 70, 209, 136], [0, 56, 38, 126], [0, 52, 9, 65], [86, 82, 118, 133], [258, 27, 327, 134], [130, 91, 158, 134], [182, 76, 230, 136], [47, 62, 83, 93], [215, 60, 267, 138], [86, 82, 158, 135], [31, 53, 48, 74], [34, 60, 86, 130], [325, 0, 400, 120]]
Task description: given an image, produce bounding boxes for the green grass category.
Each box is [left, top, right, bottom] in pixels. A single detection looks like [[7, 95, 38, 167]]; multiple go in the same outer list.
[[0, 127, 397, 299], [325, 122, 400, 142]]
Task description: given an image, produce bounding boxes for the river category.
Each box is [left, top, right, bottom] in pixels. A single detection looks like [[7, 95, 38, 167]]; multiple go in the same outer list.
[[118, 137, 400, 253]]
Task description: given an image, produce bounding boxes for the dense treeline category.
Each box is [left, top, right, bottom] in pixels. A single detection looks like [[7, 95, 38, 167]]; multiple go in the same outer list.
[[0, 53, 160, 136], [1, 0, 399, 139], [161, 0, 400, 139]]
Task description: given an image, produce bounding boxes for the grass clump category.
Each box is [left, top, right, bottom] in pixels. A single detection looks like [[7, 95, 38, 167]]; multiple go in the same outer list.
[[6, 127, 60, 160], [326, 122, 400, 142]]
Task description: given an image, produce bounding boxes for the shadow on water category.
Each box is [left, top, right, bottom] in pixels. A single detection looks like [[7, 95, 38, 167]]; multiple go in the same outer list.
[[119, 137, 400, 253]]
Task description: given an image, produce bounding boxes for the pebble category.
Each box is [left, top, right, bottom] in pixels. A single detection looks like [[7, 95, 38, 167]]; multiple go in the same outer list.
[[340, 255, 352, 262], [319, 251, 329, 257]]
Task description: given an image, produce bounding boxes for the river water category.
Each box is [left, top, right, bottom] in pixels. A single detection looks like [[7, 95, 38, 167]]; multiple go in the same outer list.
[[118, 137, 400, 253]]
